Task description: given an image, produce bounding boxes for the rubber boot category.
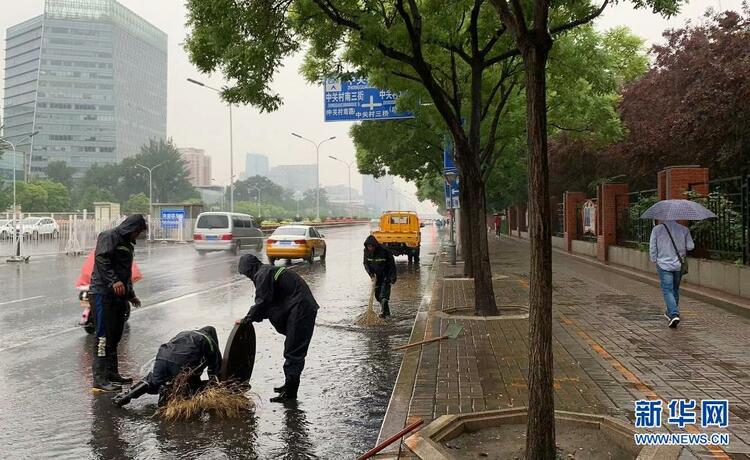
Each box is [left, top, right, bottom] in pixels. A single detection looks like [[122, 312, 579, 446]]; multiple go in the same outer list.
[[379, 300, 391, 318], [273, 383, 286, 393], [92, 356, 121, 392], [107, 353, 133, 385], [270, 376, 299, 403], [113, 381, 149, 407]]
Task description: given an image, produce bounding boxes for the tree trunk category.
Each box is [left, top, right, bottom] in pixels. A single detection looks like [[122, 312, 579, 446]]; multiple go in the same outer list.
[[523, 38, 556, 459], [459, 194, 474, 277], [455, 141, 498, 315]]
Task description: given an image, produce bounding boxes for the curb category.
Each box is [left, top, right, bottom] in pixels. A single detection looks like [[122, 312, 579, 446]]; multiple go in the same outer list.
[[499, 234, 750, 319], [373, 243, 444, 459]]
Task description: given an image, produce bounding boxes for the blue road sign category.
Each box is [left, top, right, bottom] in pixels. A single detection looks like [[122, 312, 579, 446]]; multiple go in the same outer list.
[[324, 79, 414, 122], [443, 140, 457, 172], [444, 176, 460, 209], [160, 209, 185, 229]]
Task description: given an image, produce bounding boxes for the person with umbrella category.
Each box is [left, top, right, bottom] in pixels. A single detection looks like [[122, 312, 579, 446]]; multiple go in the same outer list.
[[643, 199, 715, 328]]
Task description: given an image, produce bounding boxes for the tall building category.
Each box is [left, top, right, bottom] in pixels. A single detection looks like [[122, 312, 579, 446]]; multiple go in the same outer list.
[[362, 174, 397, 212], [2, 0, 167, 177], [244, 153, 269, 178], [267, 164, 316, 192], [178, 147, 212, 187]]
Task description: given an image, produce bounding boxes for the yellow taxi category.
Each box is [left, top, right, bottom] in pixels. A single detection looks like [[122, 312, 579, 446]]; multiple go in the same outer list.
[[266, 225, 327, 264]]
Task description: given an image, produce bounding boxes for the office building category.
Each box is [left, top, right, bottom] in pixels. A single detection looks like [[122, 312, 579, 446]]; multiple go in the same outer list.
[[244, 153, 269, 178], [178, 147, 212, 187], [325, 184, 360, 202], [267, 164, 316, 192], [2, 0, 167, 177], [362, 174, 397, 212]]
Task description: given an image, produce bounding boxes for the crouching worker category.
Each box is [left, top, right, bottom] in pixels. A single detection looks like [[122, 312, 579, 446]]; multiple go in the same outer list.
[[363, 235, 397, 318], [113, 326, 221, 407], [237, 254, 318, 403]]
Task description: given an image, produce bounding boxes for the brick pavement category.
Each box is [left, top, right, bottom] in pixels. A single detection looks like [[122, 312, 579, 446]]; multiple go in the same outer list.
[[378, 235, 750, 459]]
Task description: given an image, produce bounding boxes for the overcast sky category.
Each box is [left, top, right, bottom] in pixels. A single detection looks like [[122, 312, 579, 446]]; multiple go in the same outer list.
[[0, 0, 743, 210]]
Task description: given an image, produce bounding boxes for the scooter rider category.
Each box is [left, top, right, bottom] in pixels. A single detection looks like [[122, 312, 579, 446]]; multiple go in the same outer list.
[[237, 254, 318, 403], [113, 326, 222, 406], [89, 214, 147, 392], [363, 235, 397, 318]]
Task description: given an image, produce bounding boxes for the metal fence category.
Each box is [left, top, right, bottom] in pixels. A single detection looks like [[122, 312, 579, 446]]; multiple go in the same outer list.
[[688, 175, 749, 264], [553, 202, 564, 238], [616, 189, 658, 249]]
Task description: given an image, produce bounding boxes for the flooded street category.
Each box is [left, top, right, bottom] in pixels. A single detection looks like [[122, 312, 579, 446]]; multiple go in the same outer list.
[[0, 224, 439, 459]]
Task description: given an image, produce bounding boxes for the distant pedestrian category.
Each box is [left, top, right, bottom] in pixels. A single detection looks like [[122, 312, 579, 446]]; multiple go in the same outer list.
[[363, 235, 397, 318], [89, 214, 148, 391], [237, 254, 318, 403], [494, 214, 501, 236], [649, 220, 694, 328]]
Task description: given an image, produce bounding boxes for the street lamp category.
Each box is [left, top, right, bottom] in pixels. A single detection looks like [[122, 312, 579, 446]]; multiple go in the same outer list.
[[328, 155, 354, 218], [291, 133, 335, 221], [187, 77, 235, 212], [1, 130, 39, 262], [136, 161, 165, 242], [248, 184, 268, 221], [444, 170, 458, 265]]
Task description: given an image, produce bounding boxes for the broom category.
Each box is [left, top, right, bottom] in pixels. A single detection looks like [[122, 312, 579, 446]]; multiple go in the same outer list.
[[156, 370, 254, 421], [356, 277, 388, 326]]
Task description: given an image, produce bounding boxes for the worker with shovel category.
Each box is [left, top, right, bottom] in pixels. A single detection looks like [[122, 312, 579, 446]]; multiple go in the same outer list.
[[363, 235, 397, 318], [237, 254, 319, 403]]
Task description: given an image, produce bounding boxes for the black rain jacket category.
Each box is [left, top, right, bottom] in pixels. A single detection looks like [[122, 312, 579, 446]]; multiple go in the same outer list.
[[363, 235, 397, 283], [89, 214, 147, 298], [239, 254, 319, 335], [145, 326, 222, 392]]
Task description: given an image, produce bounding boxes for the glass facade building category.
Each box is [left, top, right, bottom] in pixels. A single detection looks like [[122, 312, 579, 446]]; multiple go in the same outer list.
[[2, 0, 167, 177]]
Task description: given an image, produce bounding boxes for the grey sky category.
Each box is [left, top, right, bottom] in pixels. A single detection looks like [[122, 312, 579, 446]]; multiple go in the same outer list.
[[0, 0, 743, 209]]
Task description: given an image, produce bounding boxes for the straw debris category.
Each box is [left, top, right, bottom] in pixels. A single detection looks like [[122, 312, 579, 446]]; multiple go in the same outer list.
[[156, 371, 253, 421]]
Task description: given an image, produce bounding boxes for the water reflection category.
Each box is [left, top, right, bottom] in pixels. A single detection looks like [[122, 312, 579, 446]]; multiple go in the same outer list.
[[273, 403, 317, 460], [90, 397, 129, 460]]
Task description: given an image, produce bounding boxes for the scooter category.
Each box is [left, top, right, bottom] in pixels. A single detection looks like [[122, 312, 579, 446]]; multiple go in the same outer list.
[[75, 250, 141, 334], [78, 286, 131, 334]]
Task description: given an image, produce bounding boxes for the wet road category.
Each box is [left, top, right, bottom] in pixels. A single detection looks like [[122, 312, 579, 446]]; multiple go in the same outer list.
[[0, 224, 440, 459]]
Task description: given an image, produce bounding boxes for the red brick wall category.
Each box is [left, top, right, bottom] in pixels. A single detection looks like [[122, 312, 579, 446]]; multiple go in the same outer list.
[[658, 166, 709, 199], [597, 183, 629, 262]]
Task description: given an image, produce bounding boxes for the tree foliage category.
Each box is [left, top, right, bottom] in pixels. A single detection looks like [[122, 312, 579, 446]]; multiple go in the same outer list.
[[45, 161, 76, 189], [123, 193, 150, 214]]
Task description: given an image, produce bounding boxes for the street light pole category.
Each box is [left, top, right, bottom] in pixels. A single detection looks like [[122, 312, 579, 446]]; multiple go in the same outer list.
[[187, 78, 235, 212], [136, 162, 164, 242], [444, 171, 458, 266], [1, 130, 39, 262], [249, 185, 267, 221], [291, 133, 336, 221], [328, 155, 354, 218]]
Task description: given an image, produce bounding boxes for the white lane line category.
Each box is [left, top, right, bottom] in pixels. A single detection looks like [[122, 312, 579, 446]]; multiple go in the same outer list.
[[0, 295, 45, 306], [0, 264, 303, 354]]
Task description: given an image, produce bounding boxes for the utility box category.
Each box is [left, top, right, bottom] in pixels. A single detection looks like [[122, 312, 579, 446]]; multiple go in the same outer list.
[[94, 202, 121, 222]]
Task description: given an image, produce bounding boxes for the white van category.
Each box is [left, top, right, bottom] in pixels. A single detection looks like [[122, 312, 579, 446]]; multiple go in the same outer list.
[[193, 212, 264, 255]]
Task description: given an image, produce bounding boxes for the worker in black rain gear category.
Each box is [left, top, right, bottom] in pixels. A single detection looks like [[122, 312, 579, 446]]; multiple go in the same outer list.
[[237, 254, 318, 403], [363, 235, 397, 318], [113, 326, 222, 407], [89, 214, 148, 392]]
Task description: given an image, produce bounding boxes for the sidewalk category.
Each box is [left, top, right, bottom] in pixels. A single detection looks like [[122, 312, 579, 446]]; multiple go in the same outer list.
[[377, 235, 750, 459]]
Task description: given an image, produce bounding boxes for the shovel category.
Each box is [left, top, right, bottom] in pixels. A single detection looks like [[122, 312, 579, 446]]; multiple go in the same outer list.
[[392, 323, 463, 351]]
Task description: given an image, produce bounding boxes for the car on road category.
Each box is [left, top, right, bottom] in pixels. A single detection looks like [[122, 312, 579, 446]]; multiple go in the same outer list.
[[193, 212, 264, 255], [0, 219, 14, 239], [266, 225, 326, 264], [20, 217, 60, 239]]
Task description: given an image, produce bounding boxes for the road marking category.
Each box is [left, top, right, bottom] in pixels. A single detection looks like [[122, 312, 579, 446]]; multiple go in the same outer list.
[[559, 313, 730, 459], [0, 295, 44, 306]]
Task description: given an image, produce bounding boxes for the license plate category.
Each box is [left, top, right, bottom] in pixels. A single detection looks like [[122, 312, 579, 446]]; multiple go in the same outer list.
[[278, 241, 292, 246], [206, 235, 218, 240]]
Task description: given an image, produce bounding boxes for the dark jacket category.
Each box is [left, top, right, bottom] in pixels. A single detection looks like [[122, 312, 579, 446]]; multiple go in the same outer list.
[[363, 235, 397, 283], [145, 326, 222, 392], [239, 254, 319, 335], [89, 214, 147, 297]]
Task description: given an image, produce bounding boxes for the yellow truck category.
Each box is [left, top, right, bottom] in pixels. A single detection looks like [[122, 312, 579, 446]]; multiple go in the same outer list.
[[371, 211, 421, 263]]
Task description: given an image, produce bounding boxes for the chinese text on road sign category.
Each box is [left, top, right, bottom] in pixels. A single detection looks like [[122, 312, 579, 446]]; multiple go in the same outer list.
[[160, 209, 185, 229], [324, 79, 414, 122]]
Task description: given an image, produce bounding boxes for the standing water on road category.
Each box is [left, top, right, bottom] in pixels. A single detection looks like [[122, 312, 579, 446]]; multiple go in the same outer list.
[[0, 225, 440, 458]]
